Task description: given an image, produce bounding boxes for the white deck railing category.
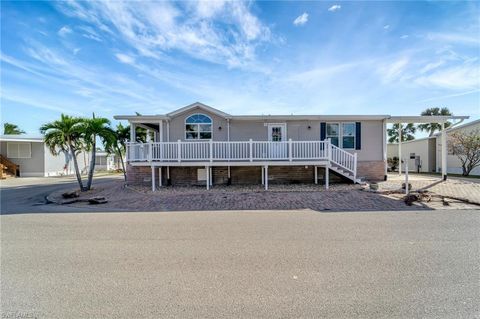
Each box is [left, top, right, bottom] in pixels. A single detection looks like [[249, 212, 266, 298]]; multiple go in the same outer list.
[[127, 139, 357, 178]]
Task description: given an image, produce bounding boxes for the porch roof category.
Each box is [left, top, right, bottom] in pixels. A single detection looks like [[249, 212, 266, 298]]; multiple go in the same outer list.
[[114, 114, 392, 122], [387, 115, 469, 124]]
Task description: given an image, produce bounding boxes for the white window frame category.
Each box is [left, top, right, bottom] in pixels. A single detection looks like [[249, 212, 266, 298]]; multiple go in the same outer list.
[[326, 122, 356, 149], [326, 122, 340, 147], [7, 142, 32, 158], [266, 123, 287, 142], [341, 122, 356, 150], [185, 113, 213, 140]]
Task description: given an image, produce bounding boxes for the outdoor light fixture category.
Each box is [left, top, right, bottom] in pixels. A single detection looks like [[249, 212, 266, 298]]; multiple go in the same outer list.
[[218, 126, 222, 130], [307, 125, 311, 129]]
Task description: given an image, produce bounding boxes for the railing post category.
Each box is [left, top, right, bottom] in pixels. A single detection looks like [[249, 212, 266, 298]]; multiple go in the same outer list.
[[249, 139, 253, 162], [209, 139, 213, 162], [177, 139, 181, 162], [354, 153, 358, 180], [327, 138, 331, 160], [148, 142, 152, 162], [288, 138, 292, 161]]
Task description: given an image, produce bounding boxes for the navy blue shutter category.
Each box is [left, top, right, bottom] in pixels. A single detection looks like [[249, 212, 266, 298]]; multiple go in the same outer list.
[[355, 122, 361, 150], [320, 122, 326, 141]]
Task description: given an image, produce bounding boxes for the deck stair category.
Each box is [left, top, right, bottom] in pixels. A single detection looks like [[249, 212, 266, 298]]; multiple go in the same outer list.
[[0, 155, 19, 179], [328, 143, 361, 184]]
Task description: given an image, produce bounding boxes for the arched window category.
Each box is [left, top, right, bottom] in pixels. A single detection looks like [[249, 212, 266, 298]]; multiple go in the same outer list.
[[185, 114, 212, 140]]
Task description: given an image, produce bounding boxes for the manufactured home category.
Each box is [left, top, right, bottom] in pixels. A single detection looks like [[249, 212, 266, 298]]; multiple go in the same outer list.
[[0, 135, 90, 177], [115, 102, 468, 190]]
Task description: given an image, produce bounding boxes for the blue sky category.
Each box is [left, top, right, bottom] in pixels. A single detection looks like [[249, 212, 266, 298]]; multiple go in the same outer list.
[[1, 1, 479, 135]]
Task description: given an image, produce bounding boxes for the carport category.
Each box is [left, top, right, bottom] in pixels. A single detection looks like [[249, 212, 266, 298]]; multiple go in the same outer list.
[[386, 116, 469, 180]]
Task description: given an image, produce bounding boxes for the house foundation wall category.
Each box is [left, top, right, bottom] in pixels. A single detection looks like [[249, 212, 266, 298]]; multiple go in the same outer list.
[[356, 160, 385, 181], [126, 164, 351, 186]]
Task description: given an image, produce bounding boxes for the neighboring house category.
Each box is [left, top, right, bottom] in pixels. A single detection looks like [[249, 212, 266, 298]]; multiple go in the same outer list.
[[387, 137, 437, 173], [435, 119, 480, 176], [95, 151, 120, 171], [387, 119, 480, 176], [114, 102, 468, 190], [0, 135, 90, 177]]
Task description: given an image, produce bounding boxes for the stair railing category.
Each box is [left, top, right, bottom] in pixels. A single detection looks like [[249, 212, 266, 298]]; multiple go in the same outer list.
[[0, 154, 19, 177]]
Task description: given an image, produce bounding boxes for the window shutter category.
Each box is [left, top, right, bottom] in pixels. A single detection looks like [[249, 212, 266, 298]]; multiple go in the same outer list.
[[355, 122, 361, 150], [320, 122, 326, 141]]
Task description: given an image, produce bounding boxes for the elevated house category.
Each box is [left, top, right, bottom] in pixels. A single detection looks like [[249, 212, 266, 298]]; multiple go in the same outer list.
[[115, 102, 468, 190]]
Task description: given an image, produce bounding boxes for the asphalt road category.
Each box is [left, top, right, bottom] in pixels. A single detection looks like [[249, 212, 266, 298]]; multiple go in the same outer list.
[[1, 209, 479, 318], [0, 175, 122, 214]]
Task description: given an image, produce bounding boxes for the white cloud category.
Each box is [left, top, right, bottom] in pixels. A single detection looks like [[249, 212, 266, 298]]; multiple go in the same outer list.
[[383, 25, 390, 30], [73, 48, 81, 55], [115, 53, 135, 65], [400, 35, 409, 39], [415, 64, 479, 90], [57, 1, 272, 68], [378, 57, 409, 82], [287, 61, 364, 84], [426, 32, 480, 46], [419, 61, 445, 74], [293, 13, 309, 26], [418, 89, 480, 103], [328, 5, 341, 12], [58, 26, 72, 37], [78, 25, 102, 42]]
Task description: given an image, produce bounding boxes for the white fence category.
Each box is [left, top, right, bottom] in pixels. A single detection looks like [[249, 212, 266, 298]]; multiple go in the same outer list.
[[127, 139, 357, 177]]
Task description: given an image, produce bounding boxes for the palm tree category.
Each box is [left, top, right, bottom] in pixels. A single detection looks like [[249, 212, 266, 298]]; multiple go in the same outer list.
[[104, 123, 129, 181], [387, 123, 416, 143], [40, 115, 85, 191], [3, 123, 25, 135], [83, 114, 115, 190], [417, 107, 452, 136]]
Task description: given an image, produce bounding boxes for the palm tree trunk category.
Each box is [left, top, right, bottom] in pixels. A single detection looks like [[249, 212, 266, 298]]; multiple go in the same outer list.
[[86, 139, 96, 190], [116, 146, 127, 181], [69, 144, 85, 191]]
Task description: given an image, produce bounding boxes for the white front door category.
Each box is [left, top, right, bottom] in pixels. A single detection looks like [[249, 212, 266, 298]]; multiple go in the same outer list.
[[268, 124, 287, 159]]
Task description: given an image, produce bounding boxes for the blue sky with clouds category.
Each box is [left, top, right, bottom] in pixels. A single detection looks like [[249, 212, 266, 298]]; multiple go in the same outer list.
[[1, 1, 479, 135]]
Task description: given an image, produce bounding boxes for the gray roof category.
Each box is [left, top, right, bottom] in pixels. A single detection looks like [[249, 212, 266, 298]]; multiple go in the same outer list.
[[0, 135, 44, 142]]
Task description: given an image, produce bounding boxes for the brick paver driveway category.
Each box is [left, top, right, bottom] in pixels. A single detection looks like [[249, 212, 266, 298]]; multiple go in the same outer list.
[[380, 174, 480, 205], [47, 182, 428, 212]]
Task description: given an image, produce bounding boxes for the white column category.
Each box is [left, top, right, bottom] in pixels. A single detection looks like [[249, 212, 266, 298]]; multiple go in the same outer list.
[[206, 166, 210, 190], [146, 129, 151, 142], [288, 138, 293, 161], [398, 124, 402, 175], [382, 119, 387, 180], [325, 165, 329, 190], [130, 123, 136, 142], [314, 166, 318, 184], [227, 119, 230, 141], [261, 166, 265, 185], [167, 121, 170, 142], [159, 120, 164, 142], [158, 167, 162, 187], [264, 165, 268, 190], [209, 166, 213, 186], [167, 167, 170, 184], [441, 122, 447, 180], [151, 166, 156, 192]]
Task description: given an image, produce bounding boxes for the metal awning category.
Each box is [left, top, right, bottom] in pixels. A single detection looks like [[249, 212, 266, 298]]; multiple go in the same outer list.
[[387, 115, 469, 124]]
